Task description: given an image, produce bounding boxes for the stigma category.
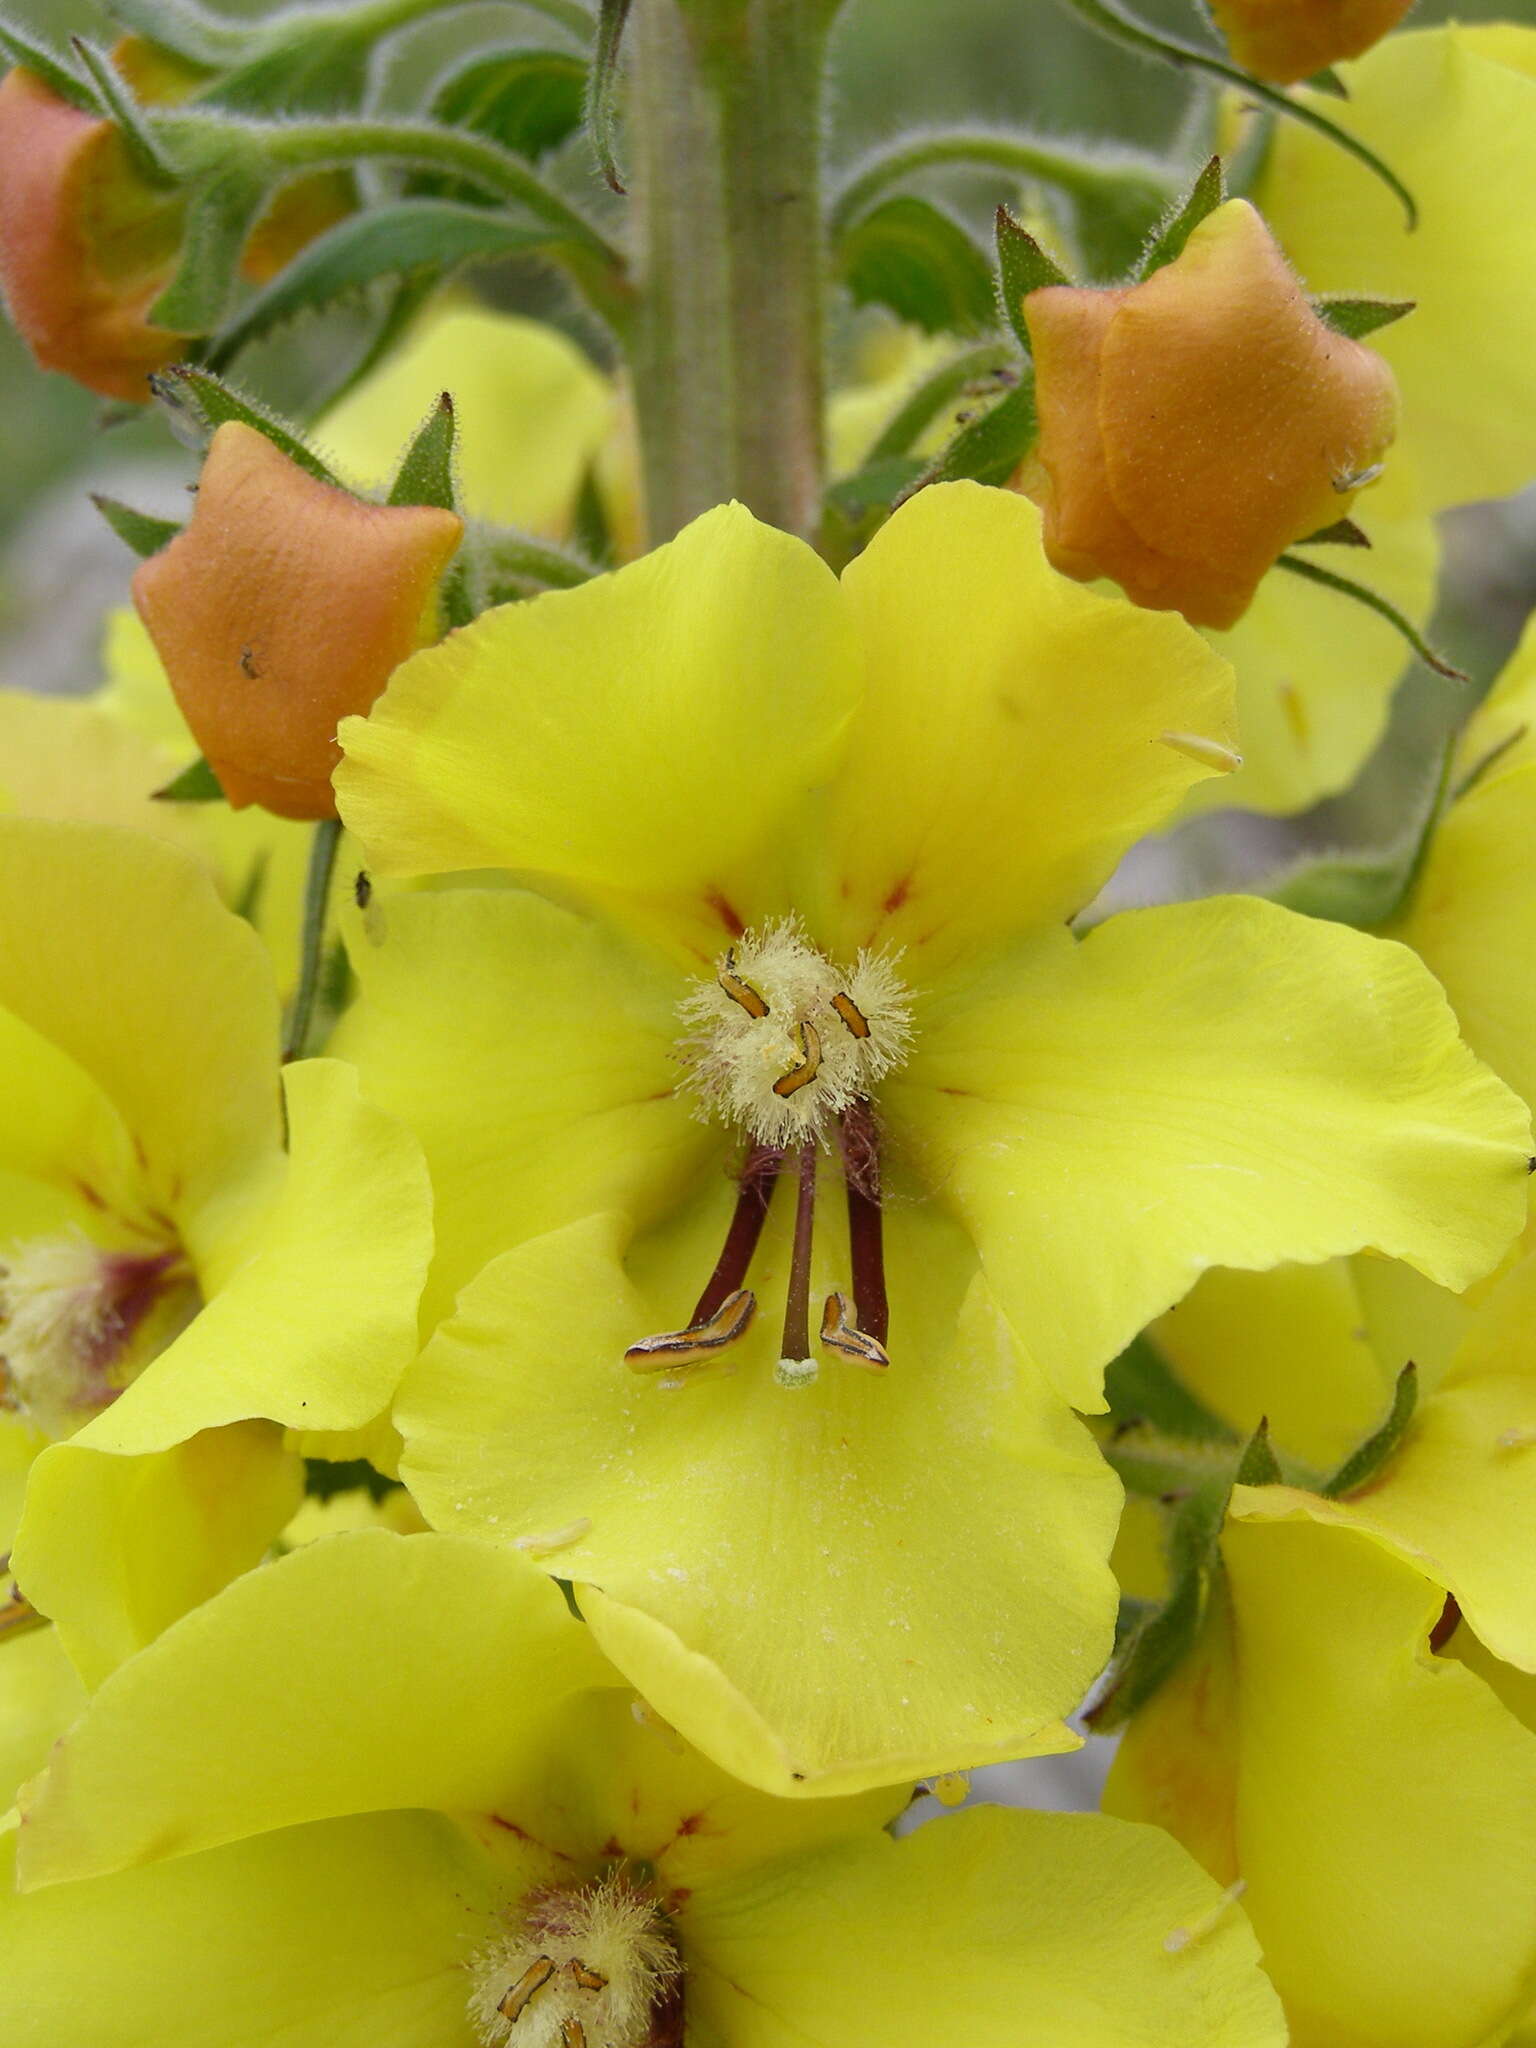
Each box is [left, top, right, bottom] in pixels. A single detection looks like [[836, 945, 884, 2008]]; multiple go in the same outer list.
[[677, 919, 911, 1149], [0, 1232, 196, 1441], [466, 1871, 681, 2048]]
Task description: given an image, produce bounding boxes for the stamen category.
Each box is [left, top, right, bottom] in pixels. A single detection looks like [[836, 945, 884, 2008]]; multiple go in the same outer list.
[[624, 1147, 782, 1375], [625, 1289, 755, 1373], [560, 2023, 586, 2048], [840, 1101, 889, 1349], [776, 1142, 819, 1388], [819, 1292, 889, 1372], [1164, 1878, 1247, 1954], [1333, 462, 1384, 493], [718, 951, 770, 1020], [831, 991, 871, 1039], [772, 1019, 822, 1099], [499, 1958, 557, 2023], [513, 1519, 593, 1558], [568, 1965, 608, 1992]]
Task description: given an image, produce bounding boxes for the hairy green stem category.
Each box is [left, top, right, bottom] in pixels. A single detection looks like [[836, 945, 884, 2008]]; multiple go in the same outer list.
[[628, 0, 831, 542], [284, 819, 343, 1064]]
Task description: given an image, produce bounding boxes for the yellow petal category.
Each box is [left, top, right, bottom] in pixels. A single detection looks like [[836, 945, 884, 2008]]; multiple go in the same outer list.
[[1195, 466, 1438, 816], [19, 1529, 611, 1886], [10, 1422, 301, 1687], [892, 898, 1529, 1412], [1152, 1262, 1392, 1469], [1456, 606, 1536, 788], [0, 1810, 500, 2046], [333, 884, 711, 1319], [320, 303, 612, 536], [0, 1627, 83, 1810], [1392, 758, 1536, 1117], [686, 1805, 1285, 2047], [817, 483, 1236, 973], [1259, 28, 1536, 509], [337, 502, 856, 962], [0, 820, 280, 1239], [397, 1206, 1118, 1798]]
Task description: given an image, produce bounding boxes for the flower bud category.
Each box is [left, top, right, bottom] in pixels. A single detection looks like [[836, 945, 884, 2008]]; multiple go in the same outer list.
[[133, 422, 463, 819], [1207, 0, 1414, 85], [1022, 199, 1399, 631], [0, 66, 190, 400]]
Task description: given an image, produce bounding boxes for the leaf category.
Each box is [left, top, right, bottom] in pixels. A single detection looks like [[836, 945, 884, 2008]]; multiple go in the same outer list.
[[205, 201, 559, 371], [68, 36, 177, 184], [1234, 1417, 1283, 1488], [840, 195, 996, 337], [1273, 553, 1467, 680], [826, 454, 929, 524], [1322, 1363, 1418, 1497], [149, 366, 342, 485], [994, 204, 1070, 351], [1266, 734, 1455, 931], [1313, 293, 1416, 340], [426, 47, 587, 167], [148, 164, 273, 332], [1135, 152, 1224, 278], [153, 756, 225, 803], [388, 393, 458, 512], [1104, 1334, 1237, 1444], [914, 371, 1038, 490], [90, 494, 182, 558], [1087, 1478, 1229, 1732], [586, 0, 632, 194]]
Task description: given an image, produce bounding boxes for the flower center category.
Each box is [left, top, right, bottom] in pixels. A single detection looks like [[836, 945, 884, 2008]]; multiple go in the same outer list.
[[0, 1231, 197, 1441], [626, 922, 911, 1389], [676, 917, 911, 1149], [467, 1871, 682, 2048]]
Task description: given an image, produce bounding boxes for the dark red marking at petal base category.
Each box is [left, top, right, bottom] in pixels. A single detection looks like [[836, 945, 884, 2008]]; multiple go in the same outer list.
[[882, 874, 913, 915], [703, 889, 745, 938]]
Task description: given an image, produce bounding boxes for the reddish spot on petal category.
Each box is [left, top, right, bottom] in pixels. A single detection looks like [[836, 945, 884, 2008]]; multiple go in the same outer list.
[[703, 888, 745, 938], [882, 873, 914, 916]]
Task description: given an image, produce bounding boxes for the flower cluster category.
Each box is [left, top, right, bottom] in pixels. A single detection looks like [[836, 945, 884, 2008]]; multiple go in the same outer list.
[[1, 3, 1535, 2044]]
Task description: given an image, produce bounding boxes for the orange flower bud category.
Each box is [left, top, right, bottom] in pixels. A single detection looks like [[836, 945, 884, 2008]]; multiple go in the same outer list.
[[133, 423, 463, 819], [1022, 200, 1399, 631], [1206, 0, 1414, 85], [0, 66, 190, 401]]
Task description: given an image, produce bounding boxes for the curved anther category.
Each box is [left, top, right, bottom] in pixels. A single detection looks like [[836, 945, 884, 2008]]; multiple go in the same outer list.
[[771, 1019, 822, 1099], [831, 991, 871, 1039], [567, 1962, 608, 1992], [625, 1287, 757, 1373], [718, 949, 770, 1019], [560, 2021, 587, 2048], [820, 1291, 891, 1372], [498, 1956, 556, 2022]]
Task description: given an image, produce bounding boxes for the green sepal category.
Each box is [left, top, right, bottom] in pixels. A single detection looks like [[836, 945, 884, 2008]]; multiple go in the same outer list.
[[585, 0, 632, 193], [1234, 1416, 1283, 1488], [153, 756, 226, 803], [840, 194, 996, 337], [1135, 153, 1224, 278], [476, 526, 595, 606], [90, 493, 182, 558], [149, 366, 342, 486], [205, 200, 560, 371], [0, 15, 102, 108], [68, 37, 178, 184], [570, 464, 616, 572], [424, 47, 587, 171], [864, 342, 1018, 464], [1295, 516, 1370, 547], [918, 370, 1038, 489], [1105, 1333, 1237, 1444], [1273, 552, 1467, 680], [819, 455, 929, 571], [1304, 65, 1349, 97], [994, 203, 1070, 351], [1314, 294, 1416, 340], [1087, 1477, 1229, 1732], [301, 1457, 399, 1504], [1321, 1363, 1418, 1498], [388, 393, 458, 513]]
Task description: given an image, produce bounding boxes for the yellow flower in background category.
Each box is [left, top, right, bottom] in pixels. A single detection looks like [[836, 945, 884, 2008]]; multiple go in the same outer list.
[[1108, 1243, 1536, 2046], [0, 820, 432, 1686], [2, 1528, 1288, 2048], [1257, 26, 1536, 515], [332, 482, 1527, 1795]]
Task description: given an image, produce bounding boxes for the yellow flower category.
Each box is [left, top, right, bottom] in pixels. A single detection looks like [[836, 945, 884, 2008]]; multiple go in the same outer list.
[[333, 484, 1527, 1794], [0, 820, 432, 1684], [3, 1528, 1287, 2048], [1110, 1242, 1536, 2045]]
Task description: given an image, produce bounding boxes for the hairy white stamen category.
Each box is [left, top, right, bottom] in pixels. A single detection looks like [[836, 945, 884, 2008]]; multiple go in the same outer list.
[[0, 1232, 192, 1441], [678, 919, 913, 1147], [467, 1872, 679, 2048]]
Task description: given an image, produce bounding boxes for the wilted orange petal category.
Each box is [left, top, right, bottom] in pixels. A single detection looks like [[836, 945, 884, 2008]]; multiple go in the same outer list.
[[133, 422, 463, 820]]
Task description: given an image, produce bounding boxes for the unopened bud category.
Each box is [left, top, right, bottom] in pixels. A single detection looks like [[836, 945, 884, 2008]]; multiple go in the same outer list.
[[1022, 199, 1399, 631], [1207, 0, 1413, 85], [132, 422, 463, 819], [0, 66, 192, 400]]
